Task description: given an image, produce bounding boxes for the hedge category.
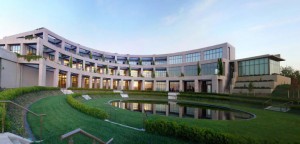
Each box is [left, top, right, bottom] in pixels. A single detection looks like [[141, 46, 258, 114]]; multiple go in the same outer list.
[[0, 86, 59, 131], [67, 87, 113, 91], [145, 119, 270, 144], [66, 94, 109, 119]]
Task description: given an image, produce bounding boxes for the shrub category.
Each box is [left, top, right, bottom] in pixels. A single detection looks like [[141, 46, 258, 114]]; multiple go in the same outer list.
[[66, 94, 108, 119], [0, 86, 59, 131], [145, 119, 262, 144]]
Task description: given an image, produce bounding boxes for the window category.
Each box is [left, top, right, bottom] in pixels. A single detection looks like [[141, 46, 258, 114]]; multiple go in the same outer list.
[[270, 59, 280, 75], [144, 82, 153, 90], [186, 53, 200, 62], [129, 61, 138, 65], [168, 67, 181, 77], [204, 48, 223, 60], [143, 70, 152, 78], [169, 55, 182, 64], [155, 70, 167, 77], [27, 47, 36, 55], [238, 58, 269, 76], [184, 65, 198, 76], [142, 61, 152, 65], [169, 81, 179, 92], [156, 82, 166, 91], [0, 45, 5, 49], [201, 63, 218, 75], [131, 70, 138, 77], [10, 45, 21, 54]]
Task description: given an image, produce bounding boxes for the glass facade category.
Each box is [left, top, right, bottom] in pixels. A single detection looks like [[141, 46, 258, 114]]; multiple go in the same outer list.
[[169, 81, 179, 92], [204, 48, 223, 60], [184, 81, 195, 92], [144, 81, 153, 90], [143, 70, 152, 78], [10, 45, 21, 54], [142, 61, 152, 65], [168, 67, 181, 77], [169, 55, 182, 64], [201, 63, 217, 75], [131, 70, 139, 77], [184, 65, 198, 76], [155, 70, 167, 77], [238, 58, 269, 76], [270, 59, 280, 75], [155, 60, 167, 65], [156, 82, 166, 91], [186, 53, 200, 63]]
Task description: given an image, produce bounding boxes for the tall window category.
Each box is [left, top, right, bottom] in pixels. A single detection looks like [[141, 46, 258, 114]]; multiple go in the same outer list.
[[169, 55, 182, 64], [186, 53, 200, 62], [168, 67, 181, 77], [144, 82, 153, 90], [204, 48, 223, 60], [155, 60, 167, 65], [131, 70, 138, 77], [184, 65, 198, 76], [156, 82, 166, 91], [201, 63, 218, 75], [10, 45, 21, 54], [270, 59, 280, 75], [238, 58, 269, 76]]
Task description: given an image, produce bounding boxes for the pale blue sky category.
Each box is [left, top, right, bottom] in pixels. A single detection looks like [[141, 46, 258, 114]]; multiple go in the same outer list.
[[0, 0, 299, 69]]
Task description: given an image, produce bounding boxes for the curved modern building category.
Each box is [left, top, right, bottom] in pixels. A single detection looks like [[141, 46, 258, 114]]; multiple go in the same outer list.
[[0, 28, 290, 93]]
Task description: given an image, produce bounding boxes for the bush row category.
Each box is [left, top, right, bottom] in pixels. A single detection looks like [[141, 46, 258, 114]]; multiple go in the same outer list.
[[145, 119, 269, 144], [67, 87, 113, 91], [0, 86, 59, 131], [66, 94, 109, 119]]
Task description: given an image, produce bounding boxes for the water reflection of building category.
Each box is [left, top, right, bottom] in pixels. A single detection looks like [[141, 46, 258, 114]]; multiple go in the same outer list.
[[112, 101, 248, 120]]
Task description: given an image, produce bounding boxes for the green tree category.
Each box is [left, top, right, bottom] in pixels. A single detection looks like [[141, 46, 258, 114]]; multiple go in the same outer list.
[[89, 52, 92, 59], [217, 58, 223, 75], [197, 61, 201, 76], [248, 82, 254, 94], [69, 57, 73, 67], [105, 65, 109, 74]]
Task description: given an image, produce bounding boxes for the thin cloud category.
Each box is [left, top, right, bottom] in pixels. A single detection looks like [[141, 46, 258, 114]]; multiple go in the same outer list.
[[249, 17, 300, 32]]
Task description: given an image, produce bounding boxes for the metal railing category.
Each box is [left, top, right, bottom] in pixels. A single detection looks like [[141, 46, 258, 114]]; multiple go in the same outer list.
[[61, 128, 113, 144], [0, 100, 46, 140]]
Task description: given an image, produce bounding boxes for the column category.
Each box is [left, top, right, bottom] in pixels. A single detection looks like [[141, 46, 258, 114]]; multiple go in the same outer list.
[[66, 71, 71, 88], [76, 46, 80, 55], [61, 41, 65, 49], [194, 108, 199, 119], [78, 74, 82, 88], [36, 39, 43, 56], [55, 51, 59, 63], [140, 68, 144, 77], [89, 76, 93, 89], [165, 104, 169, 116], [20, 43, 25, 55], [152, 104, 156, 114], [110, 78, 113, 89], [82, 60, 86, 71], [179, 106, 184, 118], [212, 110, 219, 120], [130, 79, 134, 90], [194, 79, 199, 92], [153, 80, 157, 91], [53, 68, 59, 87], [94, 63, 98, 73], [141, 80, 145, 91], [141, 104, 145, 113], [100, 77, 103, 89], [165, 80, 169, 91], [120, 79, 124, 90], [38, 59, 46, 86], [179, 80, 183, 92], [212, 76, 219, 93], [94, 77, 98, 88]]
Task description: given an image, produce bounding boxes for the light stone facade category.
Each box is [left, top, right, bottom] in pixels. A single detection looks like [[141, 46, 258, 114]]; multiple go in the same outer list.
[[0, 28, 290, 94]]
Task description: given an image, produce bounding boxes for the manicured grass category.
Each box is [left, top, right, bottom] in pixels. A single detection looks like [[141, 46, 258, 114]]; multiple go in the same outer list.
[[84, 95, 300, 143], [28, 93, 300, 143], [27, 95, 186, 144]]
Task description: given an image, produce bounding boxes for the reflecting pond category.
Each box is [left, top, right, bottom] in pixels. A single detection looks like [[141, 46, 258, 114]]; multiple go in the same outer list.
[[111, 100, 254, 120]]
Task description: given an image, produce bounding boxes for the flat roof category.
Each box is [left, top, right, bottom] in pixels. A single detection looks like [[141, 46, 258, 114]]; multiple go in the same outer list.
[[233, 54, 285, 62]]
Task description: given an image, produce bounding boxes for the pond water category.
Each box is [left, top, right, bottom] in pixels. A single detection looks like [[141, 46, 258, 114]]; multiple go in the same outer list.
[[111, 100, 254, 120]]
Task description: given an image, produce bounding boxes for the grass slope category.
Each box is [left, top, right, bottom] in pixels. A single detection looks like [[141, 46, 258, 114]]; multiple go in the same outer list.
[[27, 95, 186, 144]]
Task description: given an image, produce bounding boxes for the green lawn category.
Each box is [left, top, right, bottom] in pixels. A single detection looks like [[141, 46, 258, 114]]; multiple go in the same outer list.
[[27, 95, 186, 144], [28, 94, 300, 143]]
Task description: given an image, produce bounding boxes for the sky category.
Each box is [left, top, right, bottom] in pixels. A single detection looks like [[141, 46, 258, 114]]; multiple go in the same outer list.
[[0, 0, 300, 69]]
